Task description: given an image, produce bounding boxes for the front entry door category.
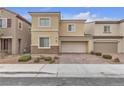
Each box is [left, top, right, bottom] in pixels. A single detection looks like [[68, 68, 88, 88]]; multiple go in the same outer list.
[[1, 39, 8, 51], [18, 39, 21, 54]]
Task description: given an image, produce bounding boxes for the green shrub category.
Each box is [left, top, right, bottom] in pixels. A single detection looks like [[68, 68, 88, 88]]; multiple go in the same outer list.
[[34, 57, 40, 63], [102, 54, 112, 59], [95, 52, 102, 56], [112, 58, 120, 63], [44, 57, 52, 61], [18, 54, 31, 62]]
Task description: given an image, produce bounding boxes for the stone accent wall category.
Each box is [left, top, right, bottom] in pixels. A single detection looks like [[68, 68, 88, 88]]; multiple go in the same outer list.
[[31, 46, 59, 54]]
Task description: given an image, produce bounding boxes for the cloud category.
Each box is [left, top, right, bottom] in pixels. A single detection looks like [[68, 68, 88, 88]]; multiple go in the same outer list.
[[22, 10, 119, 22], [73, 12, 96, 20], [64, 12, 118, 22]]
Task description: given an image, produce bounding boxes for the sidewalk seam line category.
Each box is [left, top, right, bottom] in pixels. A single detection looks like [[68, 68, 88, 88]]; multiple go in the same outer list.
[[35, 64, 47, 77]]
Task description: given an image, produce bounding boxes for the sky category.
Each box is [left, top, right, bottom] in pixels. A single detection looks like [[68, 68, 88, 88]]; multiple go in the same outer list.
[[6, 7, 124, 22]]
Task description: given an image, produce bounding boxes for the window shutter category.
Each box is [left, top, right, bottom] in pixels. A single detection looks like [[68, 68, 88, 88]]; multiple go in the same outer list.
[[7, 19, 11, 28]]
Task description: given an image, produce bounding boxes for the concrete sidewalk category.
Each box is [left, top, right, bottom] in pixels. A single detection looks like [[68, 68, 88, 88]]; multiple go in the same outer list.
[[0, 64, 124, 78]]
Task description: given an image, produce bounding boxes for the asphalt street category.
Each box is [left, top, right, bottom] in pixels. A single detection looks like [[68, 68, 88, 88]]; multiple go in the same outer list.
[[0, 77, 124, 86]]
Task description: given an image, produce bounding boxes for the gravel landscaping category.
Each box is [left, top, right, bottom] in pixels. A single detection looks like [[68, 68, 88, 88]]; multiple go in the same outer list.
[[0, 53, 123, 64]]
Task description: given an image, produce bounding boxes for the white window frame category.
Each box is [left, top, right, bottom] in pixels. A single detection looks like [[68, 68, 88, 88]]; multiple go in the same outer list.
[[104, 25, 111, 33], [67, 24, 76, 32], [0, 18, 7, 28], [38, 36, 51, 49], [38, 17, 51, 27]]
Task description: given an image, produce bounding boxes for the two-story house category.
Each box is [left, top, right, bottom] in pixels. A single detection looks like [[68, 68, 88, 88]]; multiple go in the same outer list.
[[29, 12, 92, 54], [0, 8, 31, 54], [29, 12, 124, 54], [85, 20, 124, 53], [29, 12, 60, 54]]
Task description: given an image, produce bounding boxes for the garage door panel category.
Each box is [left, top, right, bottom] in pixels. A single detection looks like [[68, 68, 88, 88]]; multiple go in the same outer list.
[[61, 41, 88, 53], [94, 42, 117, 53]]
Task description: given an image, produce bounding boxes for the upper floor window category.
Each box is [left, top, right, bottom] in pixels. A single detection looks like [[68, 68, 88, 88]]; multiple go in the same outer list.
[[104, 26, 111, 33], [18, 21, 23, 30], [68, 24, 75, 32], [0, 19, 2, 28], [39, 17, 50, 27], [0, 18, 7, 28], [19, 22, 22, 29]]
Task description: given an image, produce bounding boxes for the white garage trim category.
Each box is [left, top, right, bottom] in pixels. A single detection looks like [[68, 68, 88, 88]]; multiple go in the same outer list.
[[61, 41, 88, 53], [94, 42, 118, 53]]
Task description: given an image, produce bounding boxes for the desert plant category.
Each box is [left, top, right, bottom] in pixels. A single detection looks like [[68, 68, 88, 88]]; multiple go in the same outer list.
[[34, 57, 40, 63], [44, 57, 52, 61], [54, 56, 59, 59], [102, 54, 112, 59], [95, 52, 102, 56], [112, 57, 120, 63], [39, 55, 45, 59], [49, 58, 55, 64], [90, 51, 95, 55], [18, 54, 31, 62]]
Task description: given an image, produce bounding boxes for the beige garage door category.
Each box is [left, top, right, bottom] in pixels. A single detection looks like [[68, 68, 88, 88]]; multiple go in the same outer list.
[[61, 41, 88, 53], [94, 42, 118, 53]]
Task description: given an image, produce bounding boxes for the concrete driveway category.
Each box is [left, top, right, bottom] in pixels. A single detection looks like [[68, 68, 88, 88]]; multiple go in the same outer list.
[[58, 54, 109, 64]]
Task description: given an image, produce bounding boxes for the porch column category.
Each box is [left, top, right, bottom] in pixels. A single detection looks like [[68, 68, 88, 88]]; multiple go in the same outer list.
[[0, 39, 1, 52], [88, 40, 93, 53], [8, 39, 12, 54], [12, 38, 17, 54]]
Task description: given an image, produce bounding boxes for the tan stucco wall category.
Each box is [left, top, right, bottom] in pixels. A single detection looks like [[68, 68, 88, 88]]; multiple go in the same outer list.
[[31, 31, 59, 46], [84, 22, 94, 35], [122, 38, 124, 53], [30, 13, 60, 31], [30, 13, 60, 51], [94, 24, 120, 36], [119, 22, 124, 36], [60, 21, 85, 36], [88, 40, 94, 53]]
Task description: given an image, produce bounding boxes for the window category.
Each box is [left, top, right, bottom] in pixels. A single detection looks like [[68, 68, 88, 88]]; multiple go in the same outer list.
[[0, 19, 2, 28], [104, 26, 110, 33], [18, 21, 22, 30], [0, 18, 7, 28], [39, 37, 50, 48], [39, 18, 50, 27], [19, 22, 21, 29], [68, 24, 75, 32]]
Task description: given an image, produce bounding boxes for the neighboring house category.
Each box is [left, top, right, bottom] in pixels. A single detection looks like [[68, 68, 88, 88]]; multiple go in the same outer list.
[[29, 12, 92, 54], [85, 21, 124, 53], [0, 8, 31, 54], [29, 12, 124, 54]]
